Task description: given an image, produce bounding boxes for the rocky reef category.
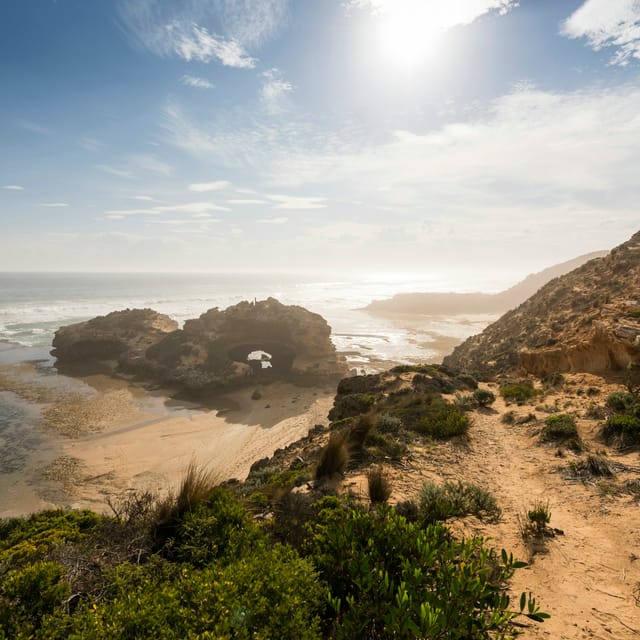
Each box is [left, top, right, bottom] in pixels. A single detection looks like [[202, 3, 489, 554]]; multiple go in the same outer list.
[[443, 229, 640, 378], [52, 298, 348, 391]]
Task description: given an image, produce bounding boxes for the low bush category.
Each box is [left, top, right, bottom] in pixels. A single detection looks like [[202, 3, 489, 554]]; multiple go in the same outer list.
[[540, 414, 578, 442], [566, 455, 615, 481], [66, 546, 325, 640], [308, 504, 545, 639], [605, 392, 635, 413], [364, 432, 407, 460], [500, 381, 541, 404], [376, 413, 402, 434], [401, 398, 470, 439], [473, 388, 496, 408], [602, 414, 640, 448], [418, 481, 501, 524]]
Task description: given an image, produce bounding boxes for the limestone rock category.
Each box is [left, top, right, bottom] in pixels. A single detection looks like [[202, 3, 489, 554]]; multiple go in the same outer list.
[[52, 298, 347, 392], [51, 308, 178, 365]]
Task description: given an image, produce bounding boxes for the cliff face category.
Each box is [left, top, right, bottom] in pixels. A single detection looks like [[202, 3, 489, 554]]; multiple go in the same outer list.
[[52, 298, 347, 391], [443, 231, 640, 378]]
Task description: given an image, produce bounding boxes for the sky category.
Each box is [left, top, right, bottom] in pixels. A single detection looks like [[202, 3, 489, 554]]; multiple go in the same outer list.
[[1, 0, 640, 285]]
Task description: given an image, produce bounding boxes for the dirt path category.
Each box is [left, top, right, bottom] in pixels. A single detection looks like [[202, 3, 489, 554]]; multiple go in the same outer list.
[[388, 380, 640, 639]]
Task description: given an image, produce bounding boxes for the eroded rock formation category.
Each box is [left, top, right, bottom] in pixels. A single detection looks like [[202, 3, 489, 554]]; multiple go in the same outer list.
[[52, 298, 347, 391], [443, 230, 640, 378], [51, 308, 178, 365]]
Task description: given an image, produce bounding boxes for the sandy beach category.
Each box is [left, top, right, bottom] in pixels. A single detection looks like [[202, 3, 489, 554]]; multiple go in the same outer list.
[[0, 346, 337, 518]]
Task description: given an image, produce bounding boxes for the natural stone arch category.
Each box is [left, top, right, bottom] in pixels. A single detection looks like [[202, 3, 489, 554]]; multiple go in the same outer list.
[[227, 341, 296, 375]]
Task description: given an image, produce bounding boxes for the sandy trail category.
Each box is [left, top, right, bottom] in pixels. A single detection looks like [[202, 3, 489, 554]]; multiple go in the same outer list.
[[430, 387, 640, 639]]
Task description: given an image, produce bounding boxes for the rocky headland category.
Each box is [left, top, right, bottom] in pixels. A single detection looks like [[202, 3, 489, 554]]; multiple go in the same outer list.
[[366, 251, 606, 316], [52, 298, 348, 392]]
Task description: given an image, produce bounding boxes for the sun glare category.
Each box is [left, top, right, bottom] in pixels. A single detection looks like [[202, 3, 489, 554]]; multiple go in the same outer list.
[[371, 2, 464, 70]]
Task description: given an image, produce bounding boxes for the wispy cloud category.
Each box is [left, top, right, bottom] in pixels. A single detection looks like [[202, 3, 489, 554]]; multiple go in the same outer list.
[[257, 216, 288, 224], [181, 74, 215, 89], [166, 23, 256, 68], [41, 202, 69, 208], [79, 136, 104, 152], [227, 198, 266, 204], [17, 120, 50, 136], [130, 195, 154, 201], [2, 185, 24, 191], [562, 0, 640, 66], [118, 0, 287, 68], [260, 68, 293, 115], [129, 153, 172, 176], [189, 180, 232, 192], [267, 194, 327, 210], [106, 201, 230, 219], [96, 164, 134, 179]]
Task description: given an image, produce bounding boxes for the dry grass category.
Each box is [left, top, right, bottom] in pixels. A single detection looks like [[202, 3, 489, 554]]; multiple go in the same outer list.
[[367, 466, 392, 504], [315, 433, 349, 483]]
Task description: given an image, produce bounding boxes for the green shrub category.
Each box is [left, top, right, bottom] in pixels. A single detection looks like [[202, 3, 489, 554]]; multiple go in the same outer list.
[[473, 388, 496, 408], [400, 398, 470, 439], [376, 413, 402, 434], [367, 467, 392, 504], [605, 391, 635, 413], [308, 504, 546, 639], [0, 561, 70, 637], [540, 414, 578, 442], [453, 392, 475, 411], [0, 510, 99, 568], [602, 414, 640, 447], [364, 432, 408, 460], [66, 546, 325, 639], [418, 481, 501, 524], [162, 487, 264, 566], [500, 381, 541, 404]]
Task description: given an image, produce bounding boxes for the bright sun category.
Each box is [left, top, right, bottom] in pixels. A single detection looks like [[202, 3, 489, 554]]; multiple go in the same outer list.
[[373, 2, 455, 70]]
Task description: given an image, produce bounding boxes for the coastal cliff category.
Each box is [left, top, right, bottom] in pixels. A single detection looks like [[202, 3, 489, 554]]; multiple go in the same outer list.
[[443, 230, 640, 378]]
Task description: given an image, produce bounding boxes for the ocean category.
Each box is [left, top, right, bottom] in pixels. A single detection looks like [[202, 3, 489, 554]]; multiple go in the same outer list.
[[0, 272, 499, 368]]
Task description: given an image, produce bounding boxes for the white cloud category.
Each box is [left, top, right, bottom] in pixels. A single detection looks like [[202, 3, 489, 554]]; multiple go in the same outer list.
[[227, 198, 267, 204], [267, 194, 327, 210], [130, 195, 154, 201], [257, 216, 288, 224], [345, 0, 518, 26], [260, 68, 293, 115], [2, 185, 24, 190], [17, 120, 50, 136], [189, 180, 232, 192], [562, 0, 640, 65], [118, 1, 286, 68], [41, 202, 69, 208], [181, 74, 215, 89], [167, 23, 256, 67], [96, 164, 134, 179]]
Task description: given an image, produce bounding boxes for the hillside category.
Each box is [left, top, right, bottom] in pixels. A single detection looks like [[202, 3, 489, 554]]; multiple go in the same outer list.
[[366, 251, 606, 316], [443, 231, 640, 379]]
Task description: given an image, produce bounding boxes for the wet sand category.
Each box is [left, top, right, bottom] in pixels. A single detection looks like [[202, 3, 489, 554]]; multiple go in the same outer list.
[[0, 347, 336, 517]]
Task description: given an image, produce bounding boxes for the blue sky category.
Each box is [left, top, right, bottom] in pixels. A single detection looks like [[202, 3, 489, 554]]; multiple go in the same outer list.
[[2, 0, 640, 285]]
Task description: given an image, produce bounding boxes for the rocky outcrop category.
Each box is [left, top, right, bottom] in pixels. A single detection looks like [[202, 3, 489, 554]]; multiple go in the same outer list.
[[52, 298, 347, 392], [443, 230, 640, 378], [51, 308, 178, 365]]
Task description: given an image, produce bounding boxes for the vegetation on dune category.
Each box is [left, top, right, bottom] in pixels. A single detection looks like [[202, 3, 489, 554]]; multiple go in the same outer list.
[[0, 471, 545, 639], [499, 380, 542, 404]]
